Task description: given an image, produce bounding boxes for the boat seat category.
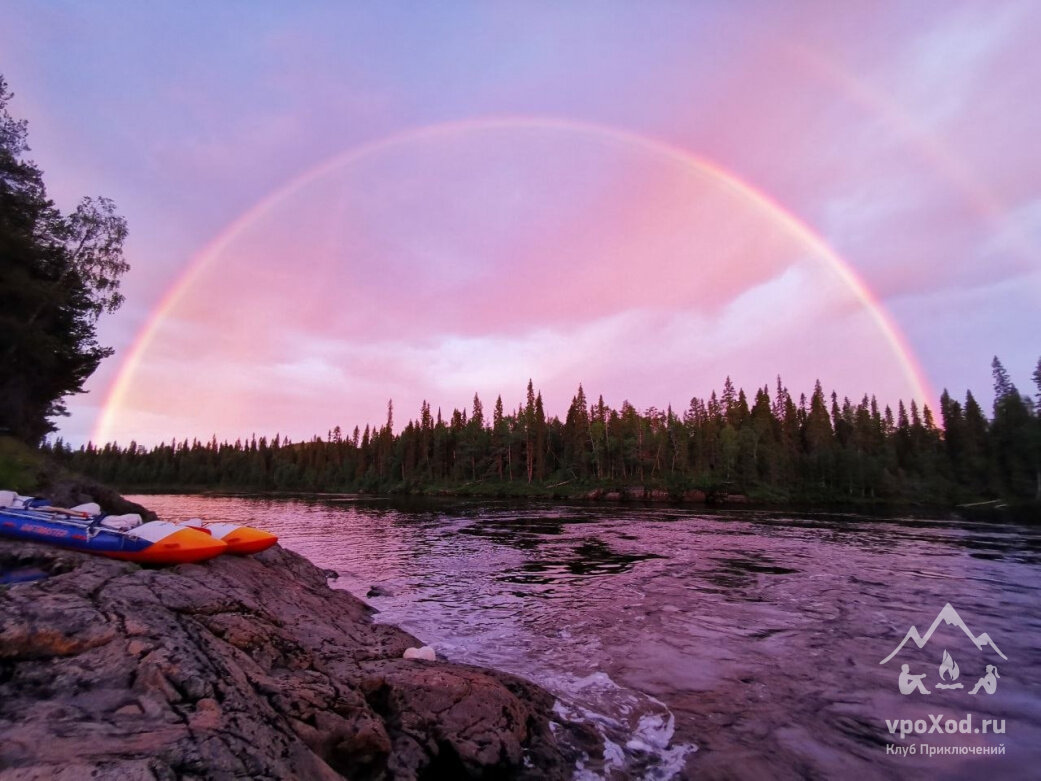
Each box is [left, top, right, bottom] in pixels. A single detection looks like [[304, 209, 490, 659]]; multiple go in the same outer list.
[[98, 513, 143, 531], [0, 491, 38, 509]]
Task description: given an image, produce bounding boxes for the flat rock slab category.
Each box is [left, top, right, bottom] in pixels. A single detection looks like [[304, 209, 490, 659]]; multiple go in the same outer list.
[[0, 539, 569, 779]]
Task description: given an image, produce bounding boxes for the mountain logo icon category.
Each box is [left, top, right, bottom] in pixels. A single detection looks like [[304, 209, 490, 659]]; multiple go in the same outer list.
[[881, 603, 1007, 697], [880, 603, 1007, 665]]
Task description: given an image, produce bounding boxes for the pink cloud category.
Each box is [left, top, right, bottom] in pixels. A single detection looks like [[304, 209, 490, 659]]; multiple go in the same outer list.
[[103, 126, 926, 445]]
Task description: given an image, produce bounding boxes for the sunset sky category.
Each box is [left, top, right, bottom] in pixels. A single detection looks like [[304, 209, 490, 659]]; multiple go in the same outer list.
[[3, 1, 1039, 446]]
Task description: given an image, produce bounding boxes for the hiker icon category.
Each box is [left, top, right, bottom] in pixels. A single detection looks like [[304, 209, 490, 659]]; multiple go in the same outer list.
[[969, 665, 1000, 695], [898, 663, 930, 695]]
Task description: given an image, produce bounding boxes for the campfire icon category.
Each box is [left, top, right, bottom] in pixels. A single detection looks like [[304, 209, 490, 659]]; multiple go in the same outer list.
[[935, 650, 964, 690]]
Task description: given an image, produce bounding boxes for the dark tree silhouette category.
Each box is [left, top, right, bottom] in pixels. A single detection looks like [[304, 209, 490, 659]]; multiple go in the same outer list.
[[0, 75, 129, 442]]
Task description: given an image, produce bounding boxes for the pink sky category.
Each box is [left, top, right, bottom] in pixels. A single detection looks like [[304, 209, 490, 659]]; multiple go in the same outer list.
[[2, 2, 1038, 445]]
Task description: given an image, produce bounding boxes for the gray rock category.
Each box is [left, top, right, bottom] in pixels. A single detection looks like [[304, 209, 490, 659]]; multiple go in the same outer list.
[[35, 477, 157, 520], [0, 539, 569, 779]]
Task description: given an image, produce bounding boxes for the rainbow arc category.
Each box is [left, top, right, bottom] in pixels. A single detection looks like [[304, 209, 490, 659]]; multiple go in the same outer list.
[[93, 116, 933, 444]]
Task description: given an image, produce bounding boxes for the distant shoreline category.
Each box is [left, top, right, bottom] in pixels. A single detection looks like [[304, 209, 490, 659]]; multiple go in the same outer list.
[[120, 483, 1041, 524]]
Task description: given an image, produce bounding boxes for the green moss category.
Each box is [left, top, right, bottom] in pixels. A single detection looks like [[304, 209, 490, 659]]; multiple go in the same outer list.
[[0, 435, 48, 493]]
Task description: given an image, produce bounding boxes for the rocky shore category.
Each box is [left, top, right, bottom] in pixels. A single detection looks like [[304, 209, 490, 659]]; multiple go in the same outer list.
[[0, 538, 581, 779]]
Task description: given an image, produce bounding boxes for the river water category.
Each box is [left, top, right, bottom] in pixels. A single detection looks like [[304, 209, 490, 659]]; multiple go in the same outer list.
[[130, 495, 1041, 780]]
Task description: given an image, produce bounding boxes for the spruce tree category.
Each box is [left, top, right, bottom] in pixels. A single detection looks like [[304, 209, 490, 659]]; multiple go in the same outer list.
[[990, 357, 1034, 497]]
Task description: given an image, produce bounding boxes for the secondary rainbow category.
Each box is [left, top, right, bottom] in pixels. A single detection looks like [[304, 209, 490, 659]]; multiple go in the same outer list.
[[93, 116, 934, 444]]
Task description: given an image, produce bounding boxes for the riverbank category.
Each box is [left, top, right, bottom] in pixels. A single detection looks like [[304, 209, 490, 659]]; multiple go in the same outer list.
[[116, 480, 1041, 524], [0, 536, 584, 779]]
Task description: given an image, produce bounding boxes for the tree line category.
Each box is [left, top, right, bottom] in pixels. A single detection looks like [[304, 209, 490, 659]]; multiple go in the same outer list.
[[53, 358, 1041, 507]]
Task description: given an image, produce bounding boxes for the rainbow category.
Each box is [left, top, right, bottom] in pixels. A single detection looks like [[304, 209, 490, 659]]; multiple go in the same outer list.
[[791, 47, 1022, 234], [93, 116, 934, 444]]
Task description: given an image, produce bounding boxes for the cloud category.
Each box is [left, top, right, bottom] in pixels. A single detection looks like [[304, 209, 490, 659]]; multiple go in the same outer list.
[[106, 246, 920, 445], [10, 2, 1032, 443], [893, 4, 1026, 128]]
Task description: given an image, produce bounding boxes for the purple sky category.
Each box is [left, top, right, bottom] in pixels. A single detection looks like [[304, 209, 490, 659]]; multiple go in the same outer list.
[[3, 1, 1039, 446]]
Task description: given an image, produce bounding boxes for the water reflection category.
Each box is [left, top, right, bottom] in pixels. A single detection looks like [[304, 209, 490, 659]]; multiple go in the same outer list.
[[0, 565, 50, 585], [131, 495, 1041, 780]]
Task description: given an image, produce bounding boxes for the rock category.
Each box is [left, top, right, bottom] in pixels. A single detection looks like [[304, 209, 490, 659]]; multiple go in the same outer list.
[[43, 478, 156, 519], [367, 583, 395, 598], [402, 645, 436, 661], [0, 538, 570, 779]]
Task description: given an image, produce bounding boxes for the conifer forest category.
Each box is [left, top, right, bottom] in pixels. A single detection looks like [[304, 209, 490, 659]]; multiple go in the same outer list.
[[55, 358, 1041, 509]]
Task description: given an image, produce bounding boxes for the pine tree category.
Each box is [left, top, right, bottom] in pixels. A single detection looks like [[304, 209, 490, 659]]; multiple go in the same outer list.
[[721, 376, 737, 420], [748, 386, 777, 482], [591, 394, 609, 480], [992, 356, 1016, 404], [940, 390, 966, 483], [564, 384, 591, 477], [1033, 357, 1041, 408], [533, 392, 547, 481], [524, 380, 536, 483], [962, 391, 991, 495], [804, 381, 834, 453], [463, 393, 486, 480], [990, 357, 1034, 497]]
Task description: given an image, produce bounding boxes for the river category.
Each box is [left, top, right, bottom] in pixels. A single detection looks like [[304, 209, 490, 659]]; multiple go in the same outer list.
[[130, 495, 1041, 780]]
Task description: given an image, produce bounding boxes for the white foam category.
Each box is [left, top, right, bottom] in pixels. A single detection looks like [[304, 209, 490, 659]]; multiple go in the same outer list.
[[549, 674, 697, 780], [626, 712, 675, 752], [602, 738, 626, 768]]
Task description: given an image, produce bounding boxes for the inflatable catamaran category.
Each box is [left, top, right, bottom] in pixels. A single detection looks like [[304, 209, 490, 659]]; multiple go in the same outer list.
[[0, 491, 277, 564]]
